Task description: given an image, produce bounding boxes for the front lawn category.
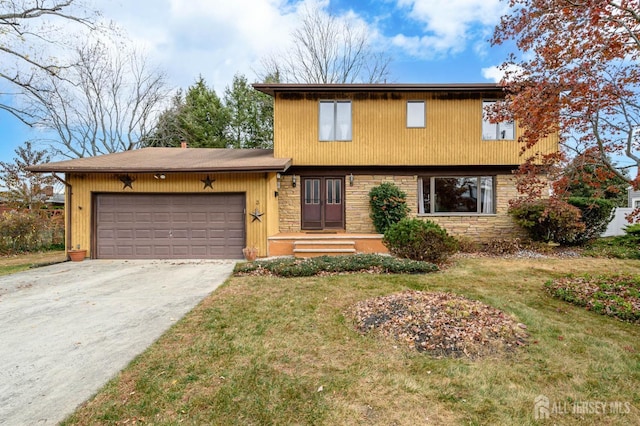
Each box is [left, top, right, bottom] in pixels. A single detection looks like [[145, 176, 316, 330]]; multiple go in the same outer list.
[[63, 257, 640, 425], [0, 250, 66, 276]]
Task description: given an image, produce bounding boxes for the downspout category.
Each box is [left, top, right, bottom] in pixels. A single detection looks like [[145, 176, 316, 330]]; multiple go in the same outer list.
[[52, 173, 72, 258]]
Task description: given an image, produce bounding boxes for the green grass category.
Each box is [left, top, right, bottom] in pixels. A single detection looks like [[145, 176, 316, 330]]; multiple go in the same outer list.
[[62, 257, 640, 425]]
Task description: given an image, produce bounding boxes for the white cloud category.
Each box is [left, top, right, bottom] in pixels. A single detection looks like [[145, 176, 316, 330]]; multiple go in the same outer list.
[[481, 64, 524, 82], [96, 0, 302, 91], [391, 0, 507, 58]]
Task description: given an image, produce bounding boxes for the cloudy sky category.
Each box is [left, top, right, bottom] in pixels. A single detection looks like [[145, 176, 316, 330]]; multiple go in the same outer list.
[[1, 0, 515, 163]]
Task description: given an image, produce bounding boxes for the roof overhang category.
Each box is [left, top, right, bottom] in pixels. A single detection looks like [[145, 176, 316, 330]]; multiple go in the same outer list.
[[253, 83, 508, 96], [27, 148, 292, 174]]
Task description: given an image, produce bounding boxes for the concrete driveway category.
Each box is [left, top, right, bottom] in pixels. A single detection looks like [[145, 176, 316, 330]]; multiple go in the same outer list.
[[0, 259, 236, 425]]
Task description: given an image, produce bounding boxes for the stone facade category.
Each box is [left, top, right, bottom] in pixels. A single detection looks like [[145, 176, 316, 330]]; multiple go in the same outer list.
[[278, 173, 524, 242]]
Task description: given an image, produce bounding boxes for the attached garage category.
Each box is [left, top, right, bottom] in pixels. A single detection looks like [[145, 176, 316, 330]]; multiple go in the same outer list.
[[95, 193, 245, 259], [28, 148, 291, 260]]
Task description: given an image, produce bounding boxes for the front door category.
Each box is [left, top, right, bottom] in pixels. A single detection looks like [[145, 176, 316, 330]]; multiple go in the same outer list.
[[301, 177, 345, 230]]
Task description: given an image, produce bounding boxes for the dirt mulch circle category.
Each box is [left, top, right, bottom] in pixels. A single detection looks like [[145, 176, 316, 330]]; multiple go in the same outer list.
[[350, 291, 529, 359]]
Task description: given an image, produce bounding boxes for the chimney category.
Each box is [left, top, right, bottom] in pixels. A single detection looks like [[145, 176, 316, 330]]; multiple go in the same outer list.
[[181, 141, 188, 149]]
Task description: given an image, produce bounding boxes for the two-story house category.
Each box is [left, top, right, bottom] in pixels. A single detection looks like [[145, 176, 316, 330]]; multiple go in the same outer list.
[[29, 83, 558, 260]]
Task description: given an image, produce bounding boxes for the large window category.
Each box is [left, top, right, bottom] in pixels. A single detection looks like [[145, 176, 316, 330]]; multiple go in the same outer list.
[[418, 176, 495, 214], [407, 100, 425, 128], [482, 101, 514, 140], [319, 100, 352, 141]]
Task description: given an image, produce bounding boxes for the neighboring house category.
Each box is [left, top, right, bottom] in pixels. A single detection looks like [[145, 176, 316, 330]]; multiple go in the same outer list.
[[629, 187, 640, 209], [29, 83, 558, 260]]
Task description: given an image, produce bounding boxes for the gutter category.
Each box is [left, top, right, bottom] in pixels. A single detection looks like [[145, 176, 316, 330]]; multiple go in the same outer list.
[[52, 173, 72, 259]]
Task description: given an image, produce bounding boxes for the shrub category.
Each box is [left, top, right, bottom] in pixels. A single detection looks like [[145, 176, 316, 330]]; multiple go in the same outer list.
[[233, 254, 438, 277], [456, 235, 480, 253], [624, 223, 640, 238], [567, 197, 615, 243], [483, 238, 522, 255], [0, 210, 64, 254], [508, 198, 585, 244], [383, 218, 458, 263], [369, 182, 409, 234], [545, 274, 640, 324]]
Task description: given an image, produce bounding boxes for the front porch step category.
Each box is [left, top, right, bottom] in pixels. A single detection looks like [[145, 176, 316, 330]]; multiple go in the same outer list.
[[293, 240, 356, 258]]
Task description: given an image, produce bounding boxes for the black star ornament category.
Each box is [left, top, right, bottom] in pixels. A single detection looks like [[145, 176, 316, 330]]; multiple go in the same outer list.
[[250, 207, 264, 222], [201, 175, 215, 189], [119, 174, 135, 190]]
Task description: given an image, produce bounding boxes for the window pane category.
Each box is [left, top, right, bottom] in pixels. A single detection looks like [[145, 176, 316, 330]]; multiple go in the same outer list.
[[407, 101, 425, 128], [483, 100, 514, 140], [434, 177, 478, 213], [335, 101, 352, 140], [313, 179, 320, 203], [480, 176, 494, 213], [498, 121, 514, 140], [305, 180, 312, 204], [319, 102, 335, 141], [327, 179, 334, 204], [334, 180, 341, 204], [421, 178, 431, 213]]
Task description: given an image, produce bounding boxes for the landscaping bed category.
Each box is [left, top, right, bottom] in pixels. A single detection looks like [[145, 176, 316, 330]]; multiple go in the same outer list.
[[546, 274, 640, 323], [350, 290, 528, 359]]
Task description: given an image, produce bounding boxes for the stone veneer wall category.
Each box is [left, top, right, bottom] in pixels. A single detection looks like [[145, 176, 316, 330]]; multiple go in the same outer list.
[[278, 173, 524, 242]]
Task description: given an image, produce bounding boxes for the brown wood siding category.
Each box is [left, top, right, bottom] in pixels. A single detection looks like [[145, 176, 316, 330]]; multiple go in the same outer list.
[[273, 91, 558, 166], [68, 172, 279, 258]]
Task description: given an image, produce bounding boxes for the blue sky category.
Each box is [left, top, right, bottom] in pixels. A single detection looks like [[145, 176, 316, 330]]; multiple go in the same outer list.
[[0, 0, 514, 164]]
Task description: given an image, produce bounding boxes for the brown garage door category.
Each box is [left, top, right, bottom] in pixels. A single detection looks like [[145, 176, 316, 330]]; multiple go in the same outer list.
[[95, 193, 245, 259]]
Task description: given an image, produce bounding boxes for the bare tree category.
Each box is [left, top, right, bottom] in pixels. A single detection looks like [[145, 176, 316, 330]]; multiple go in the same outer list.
[[0, 141, 55, 210], [260, 5, 391, 84], [27, 39, 169, 158], [0, 0, 99, 123]]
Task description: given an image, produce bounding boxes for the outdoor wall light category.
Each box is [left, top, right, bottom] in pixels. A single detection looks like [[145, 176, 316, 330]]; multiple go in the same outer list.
[[154, 173, 166, 180], [292, 175, 297, 188], [349, 173, 354, 186]]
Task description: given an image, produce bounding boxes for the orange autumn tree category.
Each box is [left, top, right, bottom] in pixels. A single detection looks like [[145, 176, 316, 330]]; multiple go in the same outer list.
[[490, 0, 640, 219]]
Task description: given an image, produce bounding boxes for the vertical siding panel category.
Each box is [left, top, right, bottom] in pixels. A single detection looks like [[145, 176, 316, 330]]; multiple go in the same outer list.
[[68, 172, 275, 258], [272, 91, 558, 166]]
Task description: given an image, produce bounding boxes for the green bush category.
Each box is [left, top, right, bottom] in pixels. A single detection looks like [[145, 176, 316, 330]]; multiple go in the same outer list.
[[233, 254, 438, 277], [624, 223, 640, 237], [383, 218, 458, 263], [508, 198, 585, 244], [369, 182, 409, 234], [567, 197, 615, 243]]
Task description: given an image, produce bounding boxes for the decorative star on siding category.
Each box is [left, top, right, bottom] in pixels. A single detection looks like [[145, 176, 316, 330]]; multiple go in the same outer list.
[[201, 175, 215, 189], [118, 174, 135, 190], [250, 207, 264, 222]]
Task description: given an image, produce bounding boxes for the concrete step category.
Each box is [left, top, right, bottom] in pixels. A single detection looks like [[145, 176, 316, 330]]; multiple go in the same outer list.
[[293, 247, 357, 258], [294, 240, 356, 250]]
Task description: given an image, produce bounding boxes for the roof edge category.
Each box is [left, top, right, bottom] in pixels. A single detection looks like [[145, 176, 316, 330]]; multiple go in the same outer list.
[[253, 83, 507, 96]]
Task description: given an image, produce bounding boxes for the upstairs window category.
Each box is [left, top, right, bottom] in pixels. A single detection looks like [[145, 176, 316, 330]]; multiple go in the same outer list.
[[407, 100, 425, 128], [418, 176, 495, 214], [319, 100, 352, 141], [482, 101, 514, 140]]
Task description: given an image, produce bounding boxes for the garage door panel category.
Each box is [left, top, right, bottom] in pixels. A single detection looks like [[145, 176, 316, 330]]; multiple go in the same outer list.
[[96, 194, 245, 259]]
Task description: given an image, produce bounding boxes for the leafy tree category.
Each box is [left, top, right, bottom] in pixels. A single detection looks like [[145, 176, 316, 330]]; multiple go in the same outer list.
[[144, 77, 229, 148], [260, 5, 391, 83], [490, 0, 640, 191], [224, 74, 273, 148], [0, 141, 55, 210], [555, 149, 629, 207], [181, 76, 229, 148], [0, 0, 98, 124]]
